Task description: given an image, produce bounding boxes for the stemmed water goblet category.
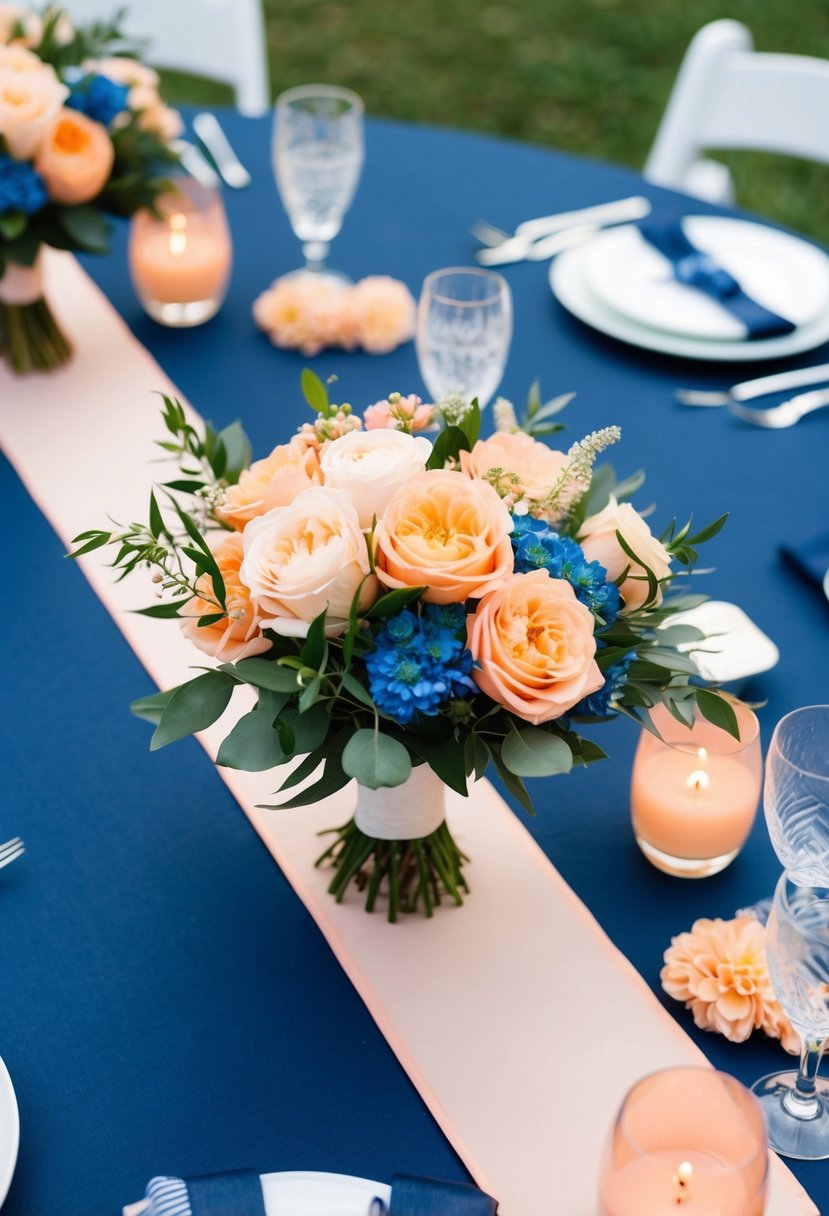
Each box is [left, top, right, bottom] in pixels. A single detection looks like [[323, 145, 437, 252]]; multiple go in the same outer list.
[[764, 705, 829, 885], [752, 873, 829, 1159], [416, 267, 512, 408], [272, 84, 364, 281]]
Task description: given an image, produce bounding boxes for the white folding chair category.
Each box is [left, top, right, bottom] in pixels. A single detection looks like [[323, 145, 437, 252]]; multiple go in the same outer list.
[[64, 0, 270, 116], [644, 19, 829, 204]]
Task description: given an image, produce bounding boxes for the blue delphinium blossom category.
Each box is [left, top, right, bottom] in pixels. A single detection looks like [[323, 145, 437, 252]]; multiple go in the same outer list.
[[577, 652, 635, 716], [66, 73, 130, 127], [365, 604, 477, 726], [510, 515, 619, 625], [0, 155, 48, 215]]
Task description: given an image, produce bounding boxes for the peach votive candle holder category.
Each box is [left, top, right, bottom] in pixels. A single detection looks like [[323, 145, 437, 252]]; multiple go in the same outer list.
[[599, 1068, 768, 1216], [630, 701, 761, 878], [128, 178, 232, 327]]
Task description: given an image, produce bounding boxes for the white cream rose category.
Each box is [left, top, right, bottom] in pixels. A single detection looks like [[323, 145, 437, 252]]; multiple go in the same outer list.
[[319, 428, 433, 529], [0, 61, 68, 160], [240, 487, 378, 637], [579, 497, 672, 610], [0, 4, 42, 47]]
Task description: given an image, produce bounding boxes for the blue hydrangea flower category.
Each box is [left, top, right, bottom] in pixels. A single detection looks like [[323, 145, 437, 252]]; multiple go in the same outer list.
[[0, 155, 48, 216], [66, 73, 130, 127], [510, 516, 619, 625], [577, 652, 634, 716], [365, 605, 477, 726]]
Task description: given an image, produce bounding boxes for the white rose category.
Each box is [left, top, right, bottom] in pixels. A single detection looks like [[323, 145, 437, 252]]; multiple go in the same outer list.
[[579, 497, 672, 610], [240, 487, 378, 638], [0, 63, 68, 160], [0, 4, 42, 47], [0, 45, 41, 72], [83, 57, 161, 90], [319, 428, 433, 530]]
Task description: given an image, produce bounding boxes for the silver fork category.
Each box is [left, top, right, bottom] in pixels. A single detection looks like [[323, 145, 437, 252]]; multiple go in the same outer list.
[[0, 837, 25, 870], [728, 387, 829, 428], [676, 362, 829, 406]]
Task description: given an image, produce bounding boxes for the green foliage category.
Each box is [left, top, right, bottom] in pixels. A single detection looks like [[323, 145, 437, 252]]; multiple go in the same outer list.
[[342, 729, 413, 788], [149, 671, 236, 749], [502, 725, 573, 777], [301, 367, 330, 416]]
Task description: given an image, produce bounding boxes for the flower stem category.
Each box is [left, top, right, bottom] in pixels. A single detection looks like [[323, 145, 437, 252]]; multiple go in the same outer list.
[[0, 299, 73, 375], [316, 817, 469, 922]]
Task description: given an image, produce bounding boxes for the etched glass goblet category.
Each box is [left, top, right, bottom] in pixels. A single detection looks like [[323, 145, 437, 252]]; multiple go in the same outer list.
[[752, 873, 829, 1159], [416, 267, 512, 408], [764, 706, 829, 885]]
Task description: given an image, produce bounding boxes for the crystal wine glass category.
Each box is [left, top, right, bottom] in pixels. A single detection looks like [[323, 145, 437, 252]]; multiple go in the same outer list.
[[416, 267, 512, 408], [752, 873, 829, 1159], [272, 84, 364, 280], [764, 706, 829, 885]]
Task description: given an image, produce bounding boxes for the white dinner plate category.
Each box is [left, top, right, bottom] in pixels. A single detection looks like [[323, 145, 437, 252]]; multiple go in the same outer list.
[[584, 216, 829, 341], [550, 238, 829, 362], [125, 1171, 391, 1215], [0, 1056, 20, 1208]]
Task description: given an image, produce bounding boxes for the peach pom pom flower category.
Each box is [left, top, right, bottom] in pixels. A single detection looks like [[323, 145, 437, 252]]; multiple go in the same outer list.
[[253, 273, 415, 356], [661, 915, 799, 1054]]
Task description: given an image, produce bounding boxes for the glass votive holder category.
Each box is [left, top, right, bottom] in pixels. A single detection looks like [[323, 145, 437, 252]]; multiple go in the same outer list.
[[630, 701, 761, 878], [128, 178, 232, 327], [599, 1068, 768, 1216]]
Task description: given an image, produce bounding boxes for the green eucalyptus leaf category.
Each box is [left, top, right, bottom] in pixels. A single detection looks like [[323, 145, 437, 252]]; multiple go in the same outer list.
[[150, 671, 235, 750], [216, 696, 291, 770], [221, 658, 301, 693], [501, 726, 573, 778], [301, 368, 329, 415], [696, 689, 741, 740], [364, 586, 426, 619], [130, 687, 176, 725], [342, 729, 412, 789]]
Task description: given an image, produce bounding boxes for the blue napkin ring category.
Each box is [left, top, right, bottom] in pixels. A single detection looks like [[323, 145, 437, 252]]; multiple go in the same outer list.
[[389, 1173, 498, 1214]]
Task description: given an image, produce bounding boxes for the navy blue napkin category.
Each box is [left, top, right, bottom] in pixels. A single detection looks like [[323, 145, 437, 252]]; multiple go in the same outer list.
[[780, 532, 829, 591], [389, 1173, 498, 1215], [638, 218, 796, 341]]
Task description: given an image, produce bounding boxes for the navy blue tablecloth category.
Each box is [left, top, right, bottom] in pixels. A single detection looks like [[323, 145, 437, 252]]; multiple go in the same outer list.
[[2, 112, 829, 1214]]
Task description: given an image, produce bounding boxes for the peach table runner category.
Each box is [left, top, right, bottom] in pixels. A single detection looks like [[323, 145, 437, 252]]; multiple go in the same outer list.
[[0, 252, 815, 1216]]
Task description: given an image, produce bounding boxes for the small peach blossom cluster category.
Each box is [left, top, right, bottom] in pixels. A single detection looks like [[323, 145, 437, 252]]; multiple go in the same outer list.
[[253, 274, 416, 357], [661, 914, 800, 1054]]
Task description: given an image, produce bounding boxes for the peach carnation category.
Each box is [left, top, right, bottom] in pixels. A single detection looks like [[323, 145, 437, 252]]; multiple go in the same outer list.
[[460, 431, 568, 504], [662, 915, 799, 1052], [374, 469, 514, 605], [253, 275, 345, 357], [216, 438, 322, 531], [467, 570, 603, 724], [179, 533, 271, 663], [337, 275, 416, 354], [35, 108, 114, 204]]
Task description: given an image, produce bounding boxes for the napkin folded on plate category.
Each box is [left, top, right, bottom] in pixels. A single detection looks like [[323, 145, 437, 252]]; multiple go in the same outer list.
[[780, 532, 829, 593], [125, 1170, 498, 1216], [638, 217, 797, 340]]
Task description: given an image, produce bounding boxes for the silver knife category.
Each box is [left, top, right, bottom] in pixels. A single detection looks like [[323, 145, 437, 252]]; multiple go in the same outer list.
[[475, 197, 651, 266], [193, 112, 252, 189], [676, 362, 829, 406], [171, 138, 221, 189]]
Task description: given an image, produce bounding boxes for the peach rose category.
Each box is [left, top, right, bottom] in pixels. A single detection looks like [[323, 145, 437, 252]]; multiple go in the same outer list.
[[179, 533, 271, 663], [240, 487, 377, 637], [374, 469, 514, 605], [217, 438, 323, 531], [84, 58, 161, 90], [460, 431, 568, 503], [0, 62, 67, 159], [35, 108, 114, 204], [662, 915, 799, 1052], [0, 44, 40, 71], [337, 275, 416, 353], [0, 4, 41, 47], [467, 570, 603, 724], [579, 497, 672, 611], [320, 428, 432, 529]]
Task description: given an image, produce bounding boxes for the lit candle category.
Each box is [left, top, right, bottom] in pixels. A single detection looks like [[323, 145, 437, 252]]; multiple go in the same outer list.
[[599, 1068, 768, 1216], [128, 179, 232, 326], [630, 703, 761, 877]]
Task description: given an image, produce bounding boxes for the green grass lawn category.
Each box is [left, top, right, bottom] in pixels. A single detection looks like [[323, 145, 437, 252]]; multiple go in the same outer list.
[[163, 0, 829, 241]]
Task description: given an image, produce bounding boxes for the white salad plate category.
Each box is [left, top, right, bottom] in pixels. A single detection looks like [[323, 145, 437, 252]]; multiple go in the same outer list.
[[550, 221, 829, 362], [0, 1056, 19, 1209]]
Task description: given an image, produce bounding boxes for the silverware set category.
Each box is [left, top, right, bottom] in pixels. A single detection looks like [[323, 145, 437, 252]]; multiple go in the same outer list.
[[473, 195, 651, 265], [174, 112, 252, 191], [677, 363, 829, 428], [0, 837, 24, 871]]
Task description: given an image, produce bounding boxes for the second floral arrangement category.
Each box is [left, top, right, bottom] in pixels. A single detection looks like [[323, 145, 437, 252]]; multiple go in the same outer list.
[[74, 374, 738, 920]]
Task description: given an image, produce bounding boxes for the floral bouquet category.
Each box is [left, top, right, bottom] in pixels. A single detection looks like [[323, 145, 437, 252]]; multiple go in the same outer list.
[[0, 5, 180, 373], [74, 373, 738, 921]]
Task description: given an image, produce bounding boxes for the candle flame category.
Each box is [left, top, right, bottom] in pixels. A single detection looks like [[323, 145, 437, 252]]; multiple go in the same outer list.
[[685, 747, 710, 793], [675, 1160, 693, 1204], [168, 212, 188, 258]]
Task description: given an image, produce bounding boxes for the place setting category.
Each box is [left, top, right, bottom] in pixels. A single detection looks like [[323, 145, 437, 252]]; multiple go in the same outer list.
[[2, 5, 829, 1216]]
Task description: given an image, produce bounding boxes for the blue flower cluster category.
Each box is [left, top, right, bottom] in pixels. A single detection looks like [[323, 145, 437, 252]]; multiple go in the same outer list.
[[0, 155, 47, 216], [577, 652, 635, 716], [511, 515, 620, 625], [66, 73, 129, 127], [365, 603, 477, 725]]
